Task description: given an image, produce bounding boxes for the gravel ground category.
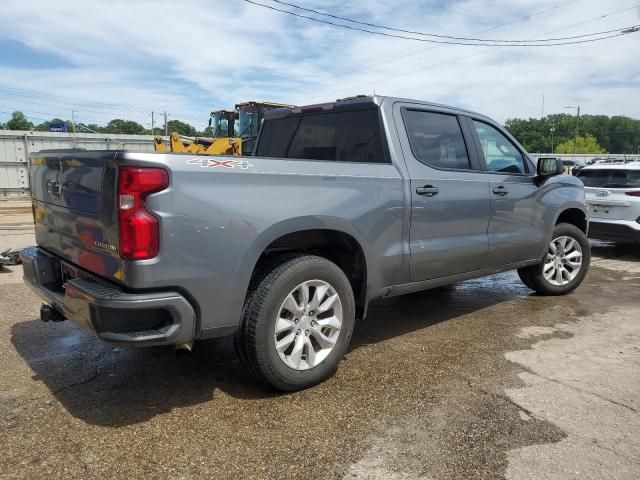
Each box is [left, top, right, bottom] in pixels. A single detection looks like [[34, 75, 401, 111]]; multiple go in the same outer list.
[[1, 199, 639, 480]]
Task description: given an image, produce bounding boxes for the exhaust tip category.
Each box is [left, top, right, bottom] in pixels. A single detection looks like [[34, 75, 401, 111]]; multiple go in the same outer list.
[[175, 342, 193, 355]]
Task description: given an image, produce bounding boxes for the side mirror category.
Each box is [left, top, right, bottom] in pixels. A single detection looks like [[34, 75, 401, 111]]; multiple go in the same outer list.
[[208, 118, 212, 127], [537, 157, 563, 177]]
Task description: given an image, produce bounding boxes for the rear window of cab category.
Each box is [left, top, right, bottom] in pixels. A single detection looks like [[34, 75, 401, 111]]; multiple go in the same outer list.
[[255, 106, 389, 164]]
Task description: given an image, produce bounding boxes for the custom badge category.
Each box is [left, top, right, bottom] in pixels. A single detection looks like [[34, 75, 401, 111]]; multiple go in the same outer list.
[[187, 158, 253, 169]]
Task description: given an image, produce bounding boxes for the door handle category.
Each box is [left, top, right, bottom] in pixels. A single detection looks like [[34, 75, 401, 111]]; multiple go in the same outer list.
[[416, 185, 439, 197], [492, 186, 509, 196]]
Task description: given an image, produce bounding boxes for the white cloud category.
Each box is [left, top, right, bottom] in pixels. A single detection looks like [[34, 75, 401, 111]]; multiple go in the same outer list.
[[0, 0, 638, 127]]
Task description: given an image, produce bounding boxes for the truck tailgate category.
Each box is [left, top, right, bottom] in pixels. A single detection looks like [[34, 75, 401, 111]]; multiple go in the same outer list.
[[29, 150, 123, 280]]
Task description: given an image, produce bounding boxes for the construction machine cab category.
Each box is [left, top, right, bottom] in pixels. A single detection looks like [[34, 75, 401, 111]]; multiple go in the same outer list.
[[235, 101, 294, 154], [155, 101, 294, 156], [208, 110, 238, 138]]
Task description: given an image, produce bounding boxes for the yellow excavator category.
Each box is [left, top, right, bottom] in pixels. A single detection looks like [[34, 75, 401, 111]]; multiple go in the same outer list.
[[154, 101, 294, 156]]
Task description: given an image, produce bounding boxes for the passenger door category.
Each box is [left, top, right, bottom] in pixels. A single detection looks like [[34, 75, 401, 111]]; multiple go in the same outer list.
[[397, 107, 491, 281], [468, 119, 546, 266]]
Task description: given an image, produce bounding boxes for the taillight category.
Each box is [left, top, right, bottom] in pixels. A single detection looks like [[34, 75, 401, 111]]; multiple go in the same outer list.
[[625, 191, 640, 197], [118, 167, 168, 260]]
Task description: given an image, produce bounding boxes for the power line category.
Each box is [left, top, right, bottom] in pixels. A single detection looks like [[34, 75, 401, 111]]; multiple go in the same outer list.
[[242, 0, 639, 46], [0, 110, 50, 123], [324, 0, 580, 82], [268, 0, 634, 43], [298, 4, 640, 103], [0, 84, 151, 113], [0, 105, 64, 119], [0, 84, 206, 125], [0, 87, 205, 126]]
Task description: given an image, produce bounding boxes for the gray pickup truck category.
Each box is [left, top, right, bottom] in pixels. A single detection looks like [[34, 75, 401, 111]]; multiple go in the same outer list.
[[22, 95, 590, 390]]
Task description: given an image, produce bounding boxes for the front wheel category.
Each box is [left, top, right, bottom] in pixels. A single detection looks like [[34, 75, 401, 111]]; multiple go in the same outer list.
[[517, 223, 590, 296], [238, 255, 355, 391]]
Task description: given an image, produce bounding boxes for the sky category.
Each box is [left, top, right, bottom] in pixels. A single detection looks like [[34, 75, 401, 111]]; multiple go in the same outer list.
[[0, 0, 638, 131]]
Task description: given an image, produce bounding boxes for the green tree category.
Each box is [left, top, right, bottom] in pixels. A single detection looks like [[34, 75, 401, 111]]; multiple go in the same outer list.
[[104, 119, 146, 135], [555, 134, 606, 154], [6, 111, 33, 130], [506, 114, 640, 154], [165, 119, 197, 136], [197, 126, 214, 137], [82, 123, 107, 133]]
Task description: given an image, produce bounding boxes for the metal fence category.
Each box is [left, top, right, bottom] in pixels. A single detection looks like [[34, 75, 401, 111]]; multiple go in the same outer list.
[[2, 130, 640, 197], [529, 153, 640, 162], [0, 130, 155, 197]]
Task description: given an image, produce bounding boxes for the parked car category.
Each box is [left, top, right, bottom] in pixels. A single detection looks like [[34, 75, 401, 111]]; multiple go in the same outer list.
[[561, 159, 586, 175], [576, 162, 640, 243], [21, 95, 590, 390]]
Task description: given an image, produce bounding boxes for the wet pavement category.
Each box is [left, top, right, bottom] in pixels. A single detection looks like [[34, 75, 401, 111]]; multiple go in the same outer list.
[[1, 200, 639, 479]]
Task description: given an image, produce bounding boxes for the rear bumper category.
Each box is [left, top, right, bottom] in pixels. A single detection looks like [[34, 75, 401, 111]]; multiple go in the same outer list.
[[588, 219, 640, 243], [20, 246, 196, 346]]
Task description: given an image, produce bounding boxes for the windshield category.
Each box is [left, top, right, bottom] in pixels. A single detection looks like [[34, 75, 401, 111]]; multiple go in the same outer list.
[[577, 169, 640, 188], [238, 106, 260, 138], [211, 112, 234, 138]]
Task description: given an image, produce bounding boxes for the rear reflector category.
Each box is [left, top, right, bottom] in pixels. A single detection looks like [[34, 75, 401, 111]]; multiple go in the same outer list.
[[118, 167, 168, 260], [625, 191, 640, 197]]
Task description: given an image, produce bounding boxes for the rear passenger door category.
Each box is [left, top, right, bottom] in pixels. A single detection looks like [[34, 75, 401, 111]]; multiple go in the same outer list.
[[467, 118, 547, 266], [397, 106, 491, 281]]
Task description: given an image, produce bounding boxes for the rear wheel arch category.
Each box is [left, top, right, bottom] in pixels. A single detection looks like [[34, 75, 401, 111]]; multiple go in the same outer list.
[[248, 228, 368, 318]]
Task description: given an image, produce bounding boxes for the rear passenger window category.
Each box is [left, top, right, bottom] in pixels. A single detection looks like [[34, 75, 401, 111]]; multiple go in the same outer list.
[[254, 116, 300, 158], [402, 110, 471, 170], [255, 108, 388, 163]]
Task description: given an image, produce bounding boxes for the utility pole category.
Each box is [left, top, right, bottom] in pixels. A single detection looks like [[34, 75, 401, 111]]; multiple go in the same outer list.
[[563, 105, 581, 154], [541, 94, 545, 118], [164, 111, 168, 136], [550, 124, 555, 154], [151, 111, 155, 135]]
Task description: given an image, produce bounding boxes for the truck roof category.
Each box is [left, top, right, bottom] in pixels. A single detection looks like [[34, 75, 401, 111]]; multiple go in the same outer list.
[[264, 94, 494, 123], [581, 161, 640, 170]]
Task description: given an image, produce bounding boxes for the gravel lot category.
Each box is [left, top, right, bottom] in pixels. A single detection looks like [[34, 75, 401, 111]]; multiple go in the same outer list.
[[1, 198, 639, 480]]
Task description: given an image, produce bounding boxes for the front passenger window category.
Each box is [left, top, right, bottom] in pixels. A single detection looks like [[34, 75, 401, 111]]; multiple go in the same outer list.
[[473, 120, 526, 174]]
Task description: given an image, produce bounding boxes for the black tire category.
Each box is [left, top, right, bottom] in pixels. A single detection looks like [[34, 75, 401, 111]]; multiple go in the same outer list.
[[238, 255, 355, 391], [517, 223, 591, 296]]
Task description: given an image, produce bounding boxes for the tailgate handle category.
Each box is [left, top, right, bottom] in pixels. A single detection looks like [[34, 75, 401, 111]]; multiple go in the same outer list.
[[47, 180, 62, 196], [416, 185, 439, 197]]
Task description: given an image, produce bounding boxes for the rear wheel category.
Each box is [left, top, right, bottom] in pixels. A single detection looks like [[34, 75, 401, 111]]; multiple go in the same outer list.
[[517, 223, 590, 295], [238, 255, 355, 391]]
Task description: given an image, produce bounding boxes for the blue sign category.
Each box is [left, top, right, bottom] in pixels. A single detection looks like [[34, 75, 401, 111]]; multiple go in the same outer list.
[[49, 122, 68, 132]]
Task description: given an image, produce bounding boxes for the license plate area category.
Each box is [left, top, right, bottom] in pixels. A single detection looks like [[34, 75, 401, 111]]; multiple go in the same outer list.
[[590, 203, 612, 214]]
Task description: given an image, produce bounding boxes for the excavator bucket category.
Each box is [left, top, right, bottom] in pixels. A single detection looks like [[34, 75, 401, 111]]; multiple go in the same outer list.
[[153, 136, 167, 152]]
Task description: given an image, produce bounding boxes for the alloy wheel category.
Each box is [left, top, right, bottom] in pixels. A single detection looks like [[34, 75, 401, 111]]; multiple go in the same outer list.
[[543, 235, 583, 286], [273, 280, 342, 370]]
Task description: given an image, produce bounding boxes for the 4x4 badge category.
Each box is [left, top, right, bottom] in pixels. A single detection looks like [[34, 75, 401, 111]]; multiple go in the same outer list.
[[187, 158, 253, 169]]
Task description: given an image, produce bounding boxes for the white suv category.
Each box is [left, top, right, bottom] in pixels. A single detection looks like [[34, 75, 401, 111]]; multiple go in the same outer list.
[[576, 162, 640, 243]]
